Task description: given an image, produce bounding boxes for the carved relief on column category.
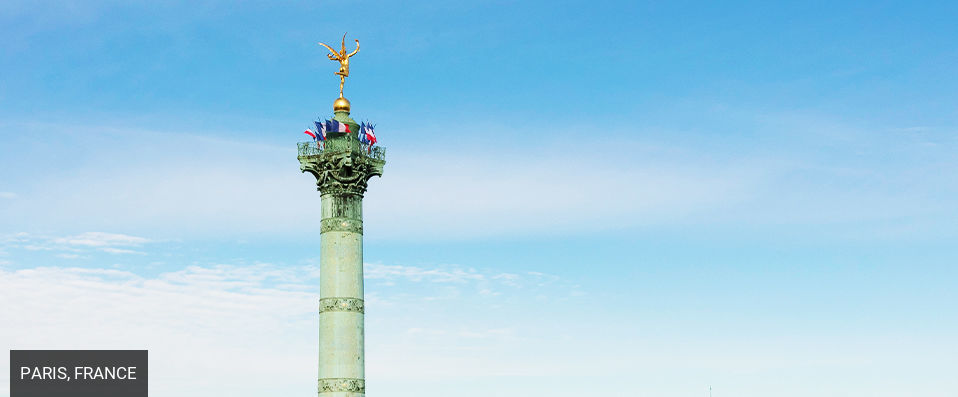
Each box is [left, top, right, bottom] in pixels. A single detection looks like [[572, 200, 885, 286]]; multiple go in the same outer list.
[[320, 217, 363, 234], [318, 378, 365, 393], [319, 297, 365, 313]]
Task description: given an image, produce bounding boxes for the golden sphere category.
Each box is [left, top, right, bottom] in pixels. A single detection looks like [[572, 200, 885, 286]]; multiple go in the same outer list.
[[333, 97, 351, 113]]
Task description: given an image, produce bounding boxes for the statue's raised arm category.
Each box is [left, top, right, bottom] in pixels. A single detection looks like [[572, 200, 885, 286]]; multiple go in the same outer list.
[[348, 39, 360, 57]]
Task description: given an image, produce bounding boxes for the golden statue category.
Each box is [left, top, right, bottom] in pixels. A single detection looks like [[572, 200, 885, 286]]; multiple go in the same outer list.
[[319, 33, 360, 98]]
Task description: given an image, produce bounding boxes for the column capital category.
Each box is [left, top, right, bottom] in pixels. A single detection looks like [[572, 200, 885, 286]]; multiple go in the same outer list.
[[298, 136, 385, 196]]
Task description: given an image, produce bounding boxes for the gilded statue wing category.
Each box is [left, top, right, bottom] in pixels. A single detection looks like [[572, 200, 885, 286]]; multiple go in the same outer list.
[[318, 42, 340, 59]]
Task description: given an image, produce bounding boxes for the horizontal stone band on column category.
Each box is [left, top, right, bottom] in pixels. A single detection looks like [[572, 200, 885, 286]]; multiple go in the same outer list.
[[318, 378, 365, 393], [320, 217, 363, 234], [319, 297, 365, 313]]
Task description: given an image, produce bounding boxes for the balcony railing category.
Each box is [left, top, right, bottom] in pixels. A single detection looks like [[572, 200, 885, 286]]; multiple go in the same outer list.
[[364, 144, 386, 161], [297, 141, 386, 162]]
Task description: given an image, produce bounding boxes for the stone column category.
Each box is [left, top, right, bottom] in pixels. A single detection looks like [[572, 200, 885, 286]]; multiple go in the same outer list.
[[318, 191, 365, 396], [299, 105, 385, 397]]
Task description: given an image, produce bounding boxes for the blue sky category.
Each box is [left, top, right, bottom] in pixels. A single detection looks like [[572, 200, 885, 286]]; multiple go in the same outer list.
[[1, 1, 957, 396]]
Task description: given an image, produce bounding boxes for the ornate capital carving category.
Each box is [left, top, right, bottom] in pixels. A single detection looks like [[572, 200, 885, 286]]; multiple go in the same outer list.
[[299, 138, 385, 196], [320, 217, 363, 234], [318, 378, 365, 393], [319, 297, 364, 313]]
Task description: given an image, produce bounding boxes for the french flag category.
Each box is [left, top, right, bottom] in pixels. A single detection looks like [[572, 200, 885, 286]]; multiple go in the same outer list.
[[358, 122, 369, 144], [303, 129, 317, 140], [363, 122, 377, 145], [327, 120, 351, 133], [313, 121, 327, 141]]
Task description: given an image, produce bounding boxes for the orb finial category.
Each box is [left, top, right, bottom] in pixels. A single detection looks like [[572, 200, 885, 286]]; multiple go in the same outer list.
[[333, 97, 351, 113]]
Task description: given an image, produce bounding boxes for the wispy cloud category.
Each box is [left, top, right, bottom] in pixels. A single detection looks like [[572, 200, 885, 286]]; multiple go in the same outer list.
[[0, 261, 582, 395], [366, 263, 486, 283], [0, 264, 316, 395], [363, 263, 579, 304], [0, 123, 756, 240], [3, 117, 957, 242], [53, 232, 150, 247], [0, 191, 16, 199], [3, 232, 153, 256], [98, 247, 145, 255]]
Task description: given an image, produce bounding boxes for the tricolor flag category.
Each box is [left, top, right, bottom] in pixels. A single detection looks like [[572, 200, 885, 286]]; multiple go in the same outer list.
[[358, 122, 369, 144], [326, 119, 350, 133], [363, 122, 377, 145], [313, 120, 327, 141], [303, 129, 317, 140]]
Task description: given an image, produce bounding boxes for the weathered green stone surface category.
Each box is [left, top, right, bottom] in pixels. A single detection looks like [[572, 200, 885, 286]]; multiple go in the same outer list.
[[298, 112, 384, 397]]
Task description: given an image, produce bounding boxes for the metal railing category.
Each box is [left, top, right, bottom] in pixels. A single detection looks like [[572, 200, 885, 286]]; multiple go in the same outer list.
[[362, 144, 386, 161], [297, 141, 322, 157], [297, 140, 386, 162]]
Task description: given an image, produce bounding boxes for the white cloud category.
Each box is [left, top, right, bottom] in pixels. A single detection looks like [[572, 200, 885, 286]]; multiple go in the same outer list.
[[0, 232, 30, 243], [54, 232, 150, 247], [23, 244, 67, 251], [361, 141, 760, 239], [98, 247, 145, 255], [3, 118, 957, 242], [363, 263, 575, 303], [0, 125, 758, 240], [1, 260, 954, 397], [2, 232, 153, 256], [0, 261, 579, 396], [0, 264, 317, 396], [366, 263, 487, 283], [0, 191, 16, 199]]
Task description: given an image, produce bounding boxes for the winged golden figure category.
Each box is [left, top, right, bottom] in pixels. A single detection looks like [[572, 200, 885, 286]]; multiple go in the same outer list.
[[319, 33, 360, 98]]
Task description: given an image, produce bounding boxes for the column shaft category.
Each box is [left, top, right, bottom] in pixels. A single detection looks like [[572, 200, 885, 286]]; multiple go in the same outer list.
[[319, 193, 365, 396]]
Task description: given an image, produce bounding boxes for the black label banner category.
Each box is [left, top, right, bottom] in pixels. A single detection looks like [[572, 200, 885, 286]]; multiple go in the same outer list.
[[10, 350, 148, 397]]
